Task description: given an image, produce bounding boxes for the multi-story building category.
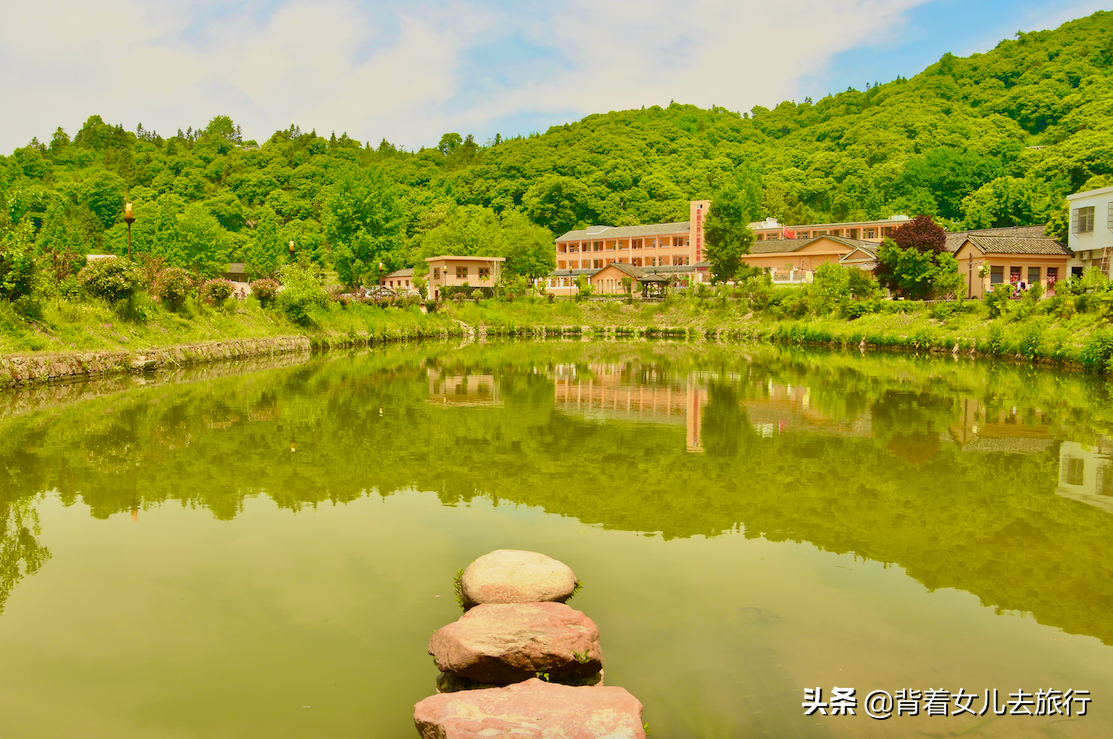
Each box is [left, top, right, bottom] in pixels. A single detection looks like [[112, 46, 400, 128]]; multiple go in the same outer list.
[[749, 215, 912, 242], [554, 200, 711, 271], [1067, 185, 1113, 278], [553, 203, 913, 274]]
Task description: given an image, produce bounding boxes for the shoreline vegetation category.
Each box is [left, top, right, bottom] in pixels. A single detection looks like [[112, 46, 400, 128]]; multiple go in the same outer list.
[[2, 286, 1112, 388]]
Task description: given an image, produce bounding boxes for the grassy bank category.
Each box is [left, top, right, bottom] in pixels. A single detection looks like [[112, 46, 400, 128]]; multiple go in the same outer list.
[[0, 294, 461, 355], [3, 291, 1112, 376], [440, 295, 1113, 373]]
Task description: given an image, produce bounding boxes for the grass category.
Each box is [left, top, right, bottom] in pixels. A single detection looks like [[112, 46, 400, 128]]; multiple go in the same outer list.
[[0, 295, 460, 355], [439, 294, 1113, 372]]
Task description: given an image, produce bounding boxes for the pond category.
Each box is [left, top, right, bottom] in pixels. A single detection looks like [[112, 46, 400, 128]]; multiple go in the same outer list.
[[1, 341, 1112, 738]]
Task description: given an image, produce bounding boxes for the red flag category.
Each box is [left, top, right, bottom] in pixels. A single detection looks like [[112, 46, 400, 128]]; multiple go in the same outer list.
[[782, 226, 796, 239]]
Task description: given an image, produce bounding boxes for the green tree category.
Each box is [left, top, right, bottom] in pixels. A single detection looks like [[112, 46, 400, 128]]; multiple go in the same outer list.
[[171, 203, 230, 277], [703, 188, 755, 283], [323, 165, 405, 287]]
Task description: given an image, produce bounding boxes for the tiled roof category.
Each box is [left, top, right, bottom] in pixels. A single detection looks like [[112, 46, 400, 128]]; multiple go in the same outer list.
[[961, 235, 1071, 256], [603, 262, 647, 279], [557, 221, 690, 241], [384, 268, 414, 278], [749, 235, 872, 254], [944, 225, 1048, 251]]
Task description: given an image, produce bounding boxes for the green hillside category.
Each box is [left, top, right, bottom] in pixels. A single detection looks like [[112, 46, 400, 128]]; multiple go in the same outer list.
[[2, 10, 1112, 283]]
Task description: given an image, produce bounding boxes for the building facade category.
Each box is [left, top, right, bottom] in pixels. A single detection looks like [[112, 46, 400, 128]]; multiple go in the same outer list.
[[554, 201, 710, 271], [425, 256, 505, 300], [1067, 185, 1113, 278], [750, 216, 911, 242]]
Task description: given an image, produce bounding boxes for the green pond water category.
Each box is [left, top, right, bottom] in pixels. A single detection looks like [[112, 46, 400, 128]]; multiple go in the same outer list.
[[1, 341, 1112, 739]]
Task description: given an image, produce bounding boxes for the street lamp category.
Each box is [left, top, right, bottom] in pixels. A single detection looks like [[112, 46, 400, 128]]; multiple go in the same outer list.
[[289, 240, 295, 261], [123, 202, 135, 260]]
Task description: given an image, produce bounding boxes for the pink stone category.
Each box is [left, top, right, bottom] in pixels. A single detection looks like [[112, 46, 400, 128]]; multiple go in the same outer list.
[[430, 602, 602, 686], [414, 678, 645, 739]]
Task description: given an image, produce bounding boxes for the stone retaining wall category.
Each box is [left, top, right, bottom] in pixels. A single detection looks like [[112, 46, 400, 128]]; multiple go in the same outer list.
[[0, 336, 313, 389]]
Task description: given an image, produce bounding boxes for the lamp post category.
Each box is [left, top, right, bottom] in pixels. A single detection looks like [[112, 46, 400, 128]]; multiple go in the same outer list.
[[123, 202, 135, 260], [288, 240, 295, 262]]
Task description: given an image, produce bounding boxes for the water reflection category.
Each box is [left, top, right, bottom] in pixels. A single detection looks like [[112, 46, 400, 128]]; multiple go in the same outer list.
[[1058, 440, 1113, 514], [1, 342, 1113, 648]]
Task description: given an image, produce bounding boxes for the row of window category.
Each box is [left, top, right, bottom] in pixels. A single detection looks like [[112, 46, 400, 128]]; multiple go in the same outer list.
[[559, 238, 689, 253], [557, 256, 690, 270], [433, 267, 490, 280], [753, 226, 897, 241], [988, 266, 1059, 285], [1071, 204, 1113, 234]]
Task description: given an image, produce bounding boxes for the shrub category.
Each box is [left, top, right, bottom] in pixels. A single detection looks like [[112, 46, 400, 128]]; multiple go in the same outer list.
[[250, 278, 279, 307], [153, 267, 194, 309], [0, 224, 38, 302], [984, 323, 1008, 355], [1018, 322, 1044, 362], [276, 264, 328, 326], [1079, 329, 1113, 373], [200, 278, 236, 305], [78, 258, 141, 303], [471, 288, 484, 303], [984, 283, 1013, 319], [807, 264, 849, 315]]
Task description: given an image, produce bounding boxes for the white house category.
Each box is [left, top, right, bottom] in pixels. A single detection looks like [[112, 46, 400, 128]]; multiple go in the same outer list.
[[1066, 184, 1113, 279]]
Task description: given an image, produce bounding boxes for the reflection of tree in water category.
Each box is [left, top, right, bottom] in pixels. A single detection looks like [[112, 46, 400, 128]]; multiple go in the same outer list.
[[2, 342, 1113, 643], [0, 499, 51, 615], [871, 390, 955, 466]]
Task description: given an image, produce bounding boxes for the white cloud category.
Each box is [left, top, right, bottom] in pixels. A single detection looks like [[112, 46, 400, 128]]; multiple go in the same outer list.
[[2, 0, 955, 154]]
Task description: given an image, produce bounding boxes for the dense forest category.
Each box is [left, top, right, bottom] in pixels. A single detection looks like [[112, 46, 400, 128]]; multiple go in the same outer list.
[[2, 10, 1112, 285]]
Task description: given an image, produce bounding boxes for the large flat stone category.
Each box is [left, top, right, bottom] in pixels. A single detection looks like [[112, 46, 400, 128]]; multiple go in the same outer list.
[[430, 602, 603, 686], [414, 678, 645, 739], [460, 550, 578, 608]]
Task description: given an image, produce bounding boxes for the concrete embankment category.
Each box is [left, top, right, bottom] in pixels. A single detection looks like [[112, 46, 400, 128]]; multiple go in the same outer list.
[[0, 336, 314, 389]]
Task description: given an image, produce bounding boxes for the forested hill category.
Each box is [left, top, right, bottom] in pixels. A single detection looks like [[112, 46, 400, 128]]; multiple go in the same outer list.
[[1, 10, 1111, 282]]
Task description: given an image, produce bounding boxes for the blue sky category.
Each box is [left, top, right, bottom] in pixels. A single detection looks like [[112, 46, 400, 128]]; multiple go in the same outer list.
[[1, 0, 1109, 154]]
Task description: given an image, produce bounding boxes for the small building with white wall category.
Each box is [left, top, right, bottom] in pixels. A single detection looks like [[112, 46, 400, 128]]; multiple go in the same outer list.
[[1067, 184, 1113, 279]]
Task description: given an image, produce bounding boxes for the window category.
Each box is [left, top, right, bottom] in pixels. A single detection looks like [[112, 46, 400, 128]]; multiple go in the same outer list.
[[406, 280, 410, 287], [1027, 267, 1040, 285], [1072, 266, 1084, 278], [594, 260, 603, 268], [990, 266, 1004, 284], [866, 229, 875, 239], [456, 266, 467, 279], [594, 242, 602, 251], [1010, 266, 1022, 285], [433, 268, 440, 280], [478, 268, 490, 280], [1109, 202, 1113, 231], [1047, 267, 1058, 285], [1062, 457, 1085, 486], [1073, 206, 1095, 234], [848, 229, 859, 239], [1098, 464, 1113, 497]]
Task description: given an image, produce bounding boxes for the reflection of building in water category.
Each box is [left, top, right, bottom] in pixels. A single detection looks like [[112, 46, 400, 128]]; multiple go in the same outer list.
[[742, 378, 872, 438], [427, 370, 501, 407], [551, 364, 871, 451], [1057, 440, 1113, 514], [948, 398, 1056, 454], [552, 363, 707, 451]]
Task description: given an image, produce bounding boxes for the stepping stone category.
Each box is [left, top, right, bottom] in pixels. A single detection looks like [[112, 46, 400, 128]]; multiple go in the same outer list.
[[460, 549, 577, 608], [430, 602, 603, 686], [414, 678, 645, 739]]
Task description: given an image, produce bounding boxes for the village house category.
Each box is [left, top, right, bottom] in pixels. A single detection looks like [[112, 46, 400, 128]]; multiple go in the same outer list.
[[425, 255, 505, 301], [1067, 184, 1113, 279], [379, 267, 415, 291]]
